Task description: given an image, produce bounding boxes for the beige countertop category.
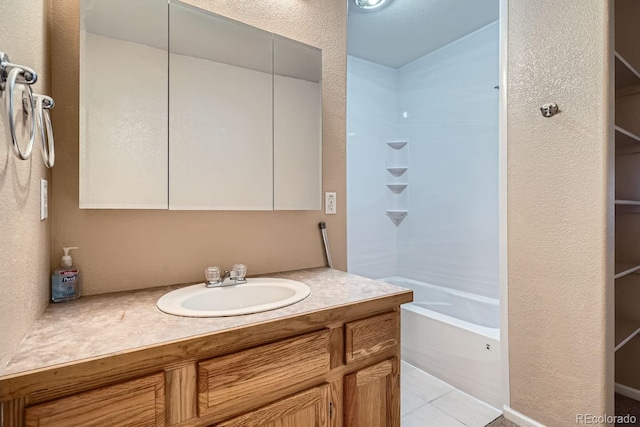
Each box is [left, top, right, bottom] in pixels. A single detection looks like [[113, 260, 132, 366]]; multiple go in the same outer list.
[[0, 268, 411, 378]]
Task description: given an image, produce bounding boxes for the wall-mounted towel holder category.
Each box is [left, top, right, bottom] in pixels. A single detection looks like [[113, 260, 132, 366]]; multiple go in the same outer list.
[[0, 51, 55, 167]]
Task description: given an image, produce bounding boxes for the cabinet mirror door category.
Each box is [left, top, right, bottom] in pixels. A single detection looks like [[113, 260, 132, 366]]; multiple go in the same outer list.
[[274, 35, 322, 210], [169, 1, 274, 210], [79, 0, 169, 209]]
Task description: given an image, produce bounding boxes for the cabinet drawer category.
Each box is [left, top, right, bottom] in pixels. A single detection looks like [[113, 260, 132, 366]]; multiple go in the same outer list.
[[24, 373, 165, 427], [198, 330, 330, 420], [345, 312, 398, 364], [217, 384, 330, 427]]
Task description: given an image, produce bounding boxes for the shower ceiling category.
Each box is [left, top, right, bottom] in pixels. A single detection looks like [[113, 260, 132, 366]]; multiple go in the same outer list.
[[348, 0, 499, 68]]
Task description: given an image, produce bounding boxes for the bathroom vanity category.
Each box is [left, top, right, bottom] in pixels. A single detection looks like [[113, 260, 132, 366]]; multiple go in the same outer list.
[[0, 269, 412, 427]]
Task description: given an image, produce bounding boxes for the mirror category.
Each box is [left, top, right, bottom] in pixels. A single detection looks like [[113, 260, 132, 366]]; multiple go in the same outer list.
[[80, 0, 169, 209], [79, 0, 322, 210], [273, 35, 323, 210], [168, 1, 274, 210]]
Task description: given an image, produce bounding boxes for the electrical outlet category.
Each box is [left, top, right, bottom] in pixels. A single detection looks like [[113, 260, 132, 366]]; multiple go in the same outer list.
[[40, 179, 48, 220], [325, 192, 337, 215]]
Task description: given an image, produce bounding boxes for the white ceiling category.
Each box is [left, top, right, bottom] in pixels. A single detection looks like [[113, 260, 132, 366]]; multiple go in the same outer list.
[[348, 0, 499, 68]]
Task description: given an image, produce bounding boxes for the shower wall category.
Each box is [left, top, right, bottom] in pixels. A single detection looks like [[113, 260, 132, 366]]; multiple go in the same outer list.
[[396, 22, 499, 299], [347, 22, 499, 299], [347, 57, 398, 279]]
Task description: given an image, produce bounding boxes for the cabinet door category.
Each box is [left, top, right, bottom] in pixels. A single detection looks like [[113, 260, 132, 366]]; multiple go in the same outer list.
[[273, 75, 322, 210], [272, 35, 322, 211], [217, 384, 330, 427], [168, 2, 274, 210], [79, 1, 168, 209], [24, 373, 165, 427], [344, 358, 399, 427]]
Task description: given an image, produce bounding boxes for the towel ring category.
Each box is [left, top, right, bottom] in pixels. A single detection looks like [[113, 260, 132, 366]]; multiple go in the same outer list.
[[0, 52, 37, 90], [35, 94, 55, 168], [6, 67, 36, 160]]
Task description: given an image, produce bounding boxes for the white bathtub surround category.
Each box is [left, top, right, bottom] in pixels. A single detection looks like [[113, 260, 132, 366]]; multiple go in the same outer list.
[[347, 57, 399, 278], [347, 22, 500, 299], [402, 361, 502, 427], [385, 277, 501, 409], [395, 22, 500, 300], [347, 21, 502, 411]]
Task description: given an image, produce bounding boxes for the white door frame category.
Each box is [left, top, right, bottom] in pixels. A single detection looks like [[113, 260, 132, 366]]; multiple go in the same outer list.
[[498, 0, 510, 411]]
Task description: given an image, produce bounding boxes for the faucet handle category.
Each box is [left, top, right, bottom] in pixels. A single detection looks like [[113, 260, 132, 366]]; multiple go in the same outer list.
[[205, 266, 221, 285], [231, 264, 247, 281]]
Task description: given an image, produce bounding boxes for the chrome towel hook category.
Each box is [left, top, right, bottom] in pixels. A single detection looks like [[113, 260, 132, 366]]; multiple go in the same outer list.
[[540, 103, 559, 118]]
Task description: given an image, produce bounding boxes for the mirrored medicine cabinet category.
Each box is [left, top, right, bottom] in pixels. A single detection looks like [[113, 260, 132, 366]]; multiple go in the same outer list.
[[79, 0, 322, 210]]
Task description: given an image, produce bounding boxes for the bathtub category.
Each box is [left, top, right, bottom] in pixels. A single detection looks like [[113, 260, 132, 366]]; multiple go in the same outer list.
[[381, 276, 502, 409]]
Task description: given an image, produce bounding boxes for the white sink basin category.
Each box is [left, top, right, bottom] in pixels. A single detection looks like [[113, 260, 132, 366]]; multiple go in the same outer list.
[[156, 278, 311, 317]]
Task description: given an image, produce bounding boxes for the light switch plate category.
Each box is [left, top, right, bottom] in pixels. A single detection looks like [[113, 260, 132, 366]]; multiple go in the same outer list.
[[40, 179, 48, 220], [325, 192, 336, 215]]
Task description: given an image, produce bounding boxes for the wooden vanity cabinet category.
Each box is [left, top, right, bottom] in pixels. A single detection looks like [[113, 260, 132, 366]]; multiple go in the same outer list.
[[345, 312, 398, 365], [23, 373, 165, 427], [344, 359, 399, 427], [1, 310, 404, 427], [197, 330, 331, 422], [216, 384, 330, 427]]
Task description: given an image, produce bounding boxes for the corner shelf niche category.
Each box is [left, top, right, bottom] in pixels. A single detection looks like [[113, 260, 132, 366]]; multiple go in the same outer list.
[[386, 141, 408, 225], [387, 141, 408, 150], [387, 167, 408, 177], [387, 184, 408, 194], [386, 210, 408, 219], [386, 210, 408, 226]]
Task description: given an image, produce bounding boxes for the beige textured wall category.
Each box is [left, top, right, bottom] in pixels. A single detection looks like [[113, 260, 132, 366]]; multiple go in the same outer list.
[[0, 0, 51, 371], [507, 0, 614, 424], [50, 0, 347, 295]]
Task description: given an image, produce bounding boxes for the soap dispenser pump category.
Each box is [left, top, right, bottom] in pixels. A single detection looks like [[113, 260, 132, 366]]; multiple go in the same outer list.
[[51, 247, 81, 302]]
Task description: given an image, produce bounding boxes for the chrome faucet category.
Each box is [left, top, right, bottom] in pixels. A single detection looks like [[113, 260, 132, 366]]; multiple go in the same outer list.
[[205, 264, 247, 288]]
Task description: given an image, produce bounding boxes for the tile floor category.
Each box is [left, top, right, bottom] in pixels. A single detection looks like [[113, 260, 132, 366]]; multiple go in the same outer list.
[[401, 361, 502, 427]]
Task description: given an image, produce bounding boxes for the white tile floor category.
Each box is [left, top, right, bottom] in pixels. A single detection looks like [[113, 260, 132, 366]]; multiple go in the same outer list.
[[401, 361, 502, 427]]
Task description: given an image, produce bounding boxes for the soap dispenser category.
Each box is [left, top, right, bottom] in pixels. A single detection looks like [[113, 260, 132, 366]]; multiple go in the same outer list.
[[51, 247, 81, 302]]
